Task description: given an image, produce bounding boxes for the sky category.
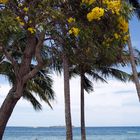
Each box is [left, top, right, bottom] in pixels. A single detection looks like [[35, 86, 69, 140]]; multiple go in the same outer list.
[[0, 17, 140, 127]]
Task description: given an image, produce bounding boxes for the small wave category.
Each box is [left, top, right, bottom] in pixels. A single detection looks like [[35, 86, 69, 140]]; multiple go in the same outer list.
[[127, 131, 137, 134]]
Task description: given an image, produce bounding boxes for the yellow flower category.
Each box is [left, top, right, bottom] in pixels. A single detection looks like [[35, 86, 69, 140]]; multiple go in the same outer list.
[[82, 0, 95, 5], [87, 7, 104, 22], [89, 0, 95, 5], [0, 0, 8, 4], [69, 27, 80, 37], [16, 16, 21, 21], [87, 12, 94, 22], [16, 16, 25, 26], [29, 20, 32, 24], [114, 33, 120, 39], [118, 17, 128, 33], [123, 34, 129, 41], [105, 0, 121, 15], [19, 22, 25, 26], [69, 30, 73, 34], [27, 27, 36, 34], [68, 17, 75, 23], [18, 3, 23, 7], [23, 7, 29, 12]]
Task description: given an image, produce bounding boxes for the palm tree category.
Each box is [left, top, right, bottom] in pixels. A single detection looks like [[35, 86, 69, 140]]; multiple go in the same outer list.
[[63, 54, 73, 140], [127, 0, 140, 100], [46, 26, 74, 140], [52, 43, 73, 140], [79, 67, 129, 140], [74, 56, 130, 140], [46, 44, 73, 140]]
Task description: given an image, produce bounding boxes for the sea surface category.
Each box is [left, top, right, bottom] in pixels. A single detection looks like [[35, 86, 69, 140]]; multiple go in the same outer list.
[[3, 126, 140, 140]]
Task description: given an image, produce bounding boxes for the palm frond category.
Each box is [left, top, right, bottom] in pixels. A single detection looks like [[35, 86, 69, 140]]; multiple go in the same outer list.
[[128, 0, 140, 19], [0, 61, 15, 85], [86, 70, 107, 83], [100, 67, 130, 82], [26, 69, 54, 109], [0, 62, 55, 110], [69, 65, 79, 78], [83, 75, 93, 93], [23, 90, 42, 111]]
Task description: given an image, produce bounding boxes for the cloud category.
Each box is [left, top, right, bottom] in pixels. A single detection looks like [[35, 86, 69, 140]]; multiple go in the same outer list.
[[113, 90, 135, 94], [0, 83, 11, 104], [1, 74, 140, 127]]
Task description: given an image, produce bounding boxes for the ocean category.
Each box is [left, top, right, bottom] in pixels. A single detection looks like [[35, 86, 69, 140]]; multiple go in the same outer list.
[[3, 126, 140, 140]]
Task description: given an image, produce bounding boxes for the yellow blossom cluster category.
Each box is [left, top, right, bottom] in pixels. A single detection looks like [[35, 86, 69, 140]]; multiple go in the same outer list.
[[0, 0, 8, 4], [118, 17, 129, 33], [16, 16, 36, 34], [69, 27, 80, 37], [23, 7, 29, 13], [68, 17, 80, 37], [16, 16, 25, 26], [114, 33, 120, 39], [102, 36, 114, 47], [87, 7, 104, 22], [17, 3, 29, 13], [123, 34, 129, 41], [104, 0, 121, 15], [14, 5, 36, 34], [27, 27, 36, 34], [82, 0, 95, 5], [68, 17, 75, 23]]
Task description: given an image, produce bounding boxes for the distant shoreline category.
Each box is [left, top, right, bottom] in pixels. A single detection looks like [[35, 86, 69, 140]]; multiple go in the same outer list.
[[6, 126, 140, 128]]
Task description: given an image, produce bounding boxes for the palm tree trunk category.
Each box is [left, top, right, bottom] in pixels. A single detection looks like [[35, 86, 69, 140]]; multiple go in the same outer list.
[[128, 35, 140, 100], [63, 54, 73, 140], [0, 88, 20, 139], [80, 73, 86, 140]]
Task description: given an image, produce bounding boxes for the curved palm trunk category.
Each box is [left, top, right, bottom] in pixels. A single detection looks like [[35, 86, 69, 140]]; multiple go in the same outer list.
[[63, 55, 73, 140], [80, 73, 86, 140], [0, 88, 20, 139], [128, 35, 140, 100]]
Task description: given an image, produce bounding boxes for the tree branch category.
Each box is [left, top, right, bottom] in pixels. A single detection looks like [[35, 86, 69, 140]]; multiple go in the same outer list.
[[35, 31, 46, 65], [23, 63, 45, 83], [0, 45, 19, 76], [23, 31, 47, 83]]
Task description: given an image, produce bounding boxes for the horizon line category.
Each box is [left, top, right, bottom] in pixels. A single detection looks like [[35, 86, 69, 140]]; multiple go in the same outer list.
[[6, 125, 140, 128]]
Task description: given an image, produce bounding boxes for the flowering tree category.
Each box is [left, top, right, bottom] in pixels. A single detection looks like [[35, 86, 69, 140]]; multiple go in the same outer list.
[[0, 0, 59, 139], [0, 0, 134, 140], [56, 1, 132, 140]]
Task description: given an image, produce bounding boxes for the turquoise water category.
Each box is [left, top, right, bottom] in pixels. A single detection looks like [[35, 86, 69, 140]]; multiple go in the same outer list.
[[3, 127, 140, 140]]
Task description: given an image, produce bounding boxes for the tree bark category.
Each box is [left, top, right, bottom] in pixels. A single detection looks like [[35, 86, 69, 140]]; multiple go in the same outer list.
[[80, 73, 86, 140], [0, 88, 20, 139], [128, 36, 140, 101], [63, 55, 73, 140]]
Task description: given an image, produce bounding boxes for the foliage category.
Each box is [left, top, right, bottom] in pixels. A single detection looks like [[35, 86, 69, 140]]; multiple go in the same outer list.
[[0, 0, 137, 123]]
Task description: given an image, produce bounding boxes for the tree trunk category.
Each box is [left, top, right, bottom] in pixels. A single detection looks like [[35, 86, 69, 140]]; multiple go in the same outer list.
[[80, 73, 86, 140], [63, 55, 73, 140], [128, 35, 140, 100], [0, 34, 36, 140], [0, 88, 20, 139]]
